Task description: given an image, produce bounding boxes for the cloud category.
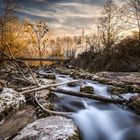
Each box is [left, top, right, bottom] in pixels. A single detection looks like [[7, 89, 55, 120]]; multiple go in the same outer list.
[[0, 0, 124, 36]]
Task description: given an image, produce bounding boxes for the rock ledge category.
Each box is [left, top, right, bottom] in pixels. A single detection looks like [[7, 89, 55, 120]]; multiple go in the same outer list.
[[13, 116, 80, 140]]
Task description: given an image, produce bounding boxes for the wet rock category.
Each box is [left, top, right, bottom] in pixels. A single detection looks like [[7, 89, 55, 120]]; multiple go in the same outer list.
[[43, 73, 56, 79], [129, 95, 140, 113], [0, 88, 26, 122], [13, 116, 80, 140], [80, 85, 94, 94], [67, 82, 80, 87], [108, 85, 128, 95]]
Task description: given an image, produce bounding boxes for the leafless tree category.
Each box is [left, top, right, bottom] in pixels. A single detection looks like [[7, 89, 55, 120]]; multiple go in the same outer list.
[[86, 33, 100, 53], [97, 0, 126, 52], [126, 0, 140, 42]]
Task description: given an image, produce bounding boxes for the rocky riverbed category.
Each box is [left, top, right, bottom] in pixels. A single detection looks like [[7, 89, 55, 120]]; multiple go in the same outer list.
[[0, 65, 140, 140]]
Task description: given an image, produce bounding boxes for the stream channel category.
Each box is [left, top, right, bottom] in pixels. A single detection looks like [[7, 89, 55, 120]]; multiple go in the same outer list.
[[1, 71, 140, 140], [54, 73, 140, 140]]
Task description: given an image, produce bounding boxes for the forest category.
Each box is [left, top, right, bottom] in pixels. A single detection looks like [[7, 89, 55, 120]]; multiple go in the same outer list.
[[0, 0, 140, 140]]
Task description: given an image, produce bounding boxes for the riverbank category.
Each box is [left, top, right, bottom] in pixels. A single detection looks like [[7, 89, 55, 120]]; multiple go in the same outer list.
[[55, 65, 140, 93]]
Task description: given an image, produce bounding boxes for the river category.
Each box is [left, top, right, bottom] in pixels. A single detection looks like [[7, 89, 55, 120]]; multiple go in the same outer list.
[[53, 74, 140, 140]]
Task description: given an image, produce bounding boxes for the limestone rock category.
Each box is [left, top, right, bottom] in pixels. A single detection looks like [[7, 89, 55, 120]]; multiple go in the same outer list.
[[13, 116, 80, 140], [0, 88, 26, 122]]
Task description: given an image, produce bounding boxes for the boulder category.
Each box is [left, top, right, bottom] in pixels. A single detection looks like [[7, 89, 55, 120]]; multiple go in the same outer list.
[[80, 85, 94, 94], [108, 85, 128, 95], [13, 116, 80, 140], [0, 88, 26, 122]]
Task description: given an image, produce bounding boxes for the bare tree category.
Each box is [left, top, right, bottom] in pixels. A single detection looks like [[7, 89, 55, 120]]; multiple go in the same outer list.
[[86, 33, 100, 53], [127, 0, 140, 42], [97, 0, 126, 52], [25, 20, 49, 66]]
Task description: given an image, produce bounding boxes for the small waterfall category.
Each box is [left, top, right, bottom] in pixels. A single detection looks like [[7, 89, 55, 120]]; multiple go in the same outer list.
[[54, 74, 140, 140], [73, 101, 140, 140], [86, 82, 110, 97], [73, 104, 118, 140]]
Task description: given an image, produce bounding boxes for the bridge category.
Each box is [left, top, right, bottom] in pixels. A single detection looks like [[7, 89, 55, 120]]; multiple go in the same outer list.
[[1, 57, 70, 62]]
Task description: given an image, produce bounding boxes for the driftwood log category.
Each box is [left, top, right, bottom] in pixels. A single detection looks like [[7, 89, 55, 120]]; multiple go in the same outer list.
[[20, 80, 79, 95], [50, 88, 127, 104]]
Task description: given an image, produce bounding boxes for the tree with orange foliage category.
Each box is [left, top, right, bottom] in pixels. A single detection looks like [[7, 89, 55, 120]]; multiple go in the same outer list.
[[0, 0, 28, 60], [0, 0, 18, 57]]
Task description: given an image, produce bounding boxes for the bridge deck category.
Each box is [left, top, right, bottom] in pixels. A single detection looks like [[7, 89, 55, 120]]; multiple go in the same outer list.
[[1, 57, 69, 62]]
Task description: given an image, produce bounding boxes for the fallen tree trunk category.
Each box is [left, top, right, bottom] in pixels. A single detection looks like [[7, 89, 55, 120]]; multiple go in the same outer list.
[[50, 88, 127, 104], [20, 80, 79, 95]]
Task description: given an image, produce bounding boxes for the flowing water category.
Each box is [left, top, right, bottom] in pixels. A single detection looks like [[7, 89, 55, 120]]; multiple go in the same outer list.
[[1, 71, 140, 140], [54, 74, 140, 140]]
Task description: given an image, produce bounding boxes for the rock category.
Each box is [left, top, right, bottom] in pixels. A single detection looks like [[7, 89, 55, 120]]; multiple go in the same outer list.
[[108, 85, 128, 95], [132, 85, 140, 93], [36, 90, 55, 118], [0, 88, 26, 122], [67, 82, 80, 87], [79, 73, 87, 79], [129, 95, 140, 113], [0, 80, 6, 89], [13, 116, 80, 140], [0, 105, 36, 140], [80, 85, 94, 94], [85, 73, 93, 80], [43, 73, 56, 79]]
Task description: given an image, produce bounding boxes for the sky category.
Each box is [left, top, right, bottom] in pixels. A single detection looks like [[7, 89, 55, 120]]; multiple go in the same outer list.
[[0, 0, 124, 37]]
